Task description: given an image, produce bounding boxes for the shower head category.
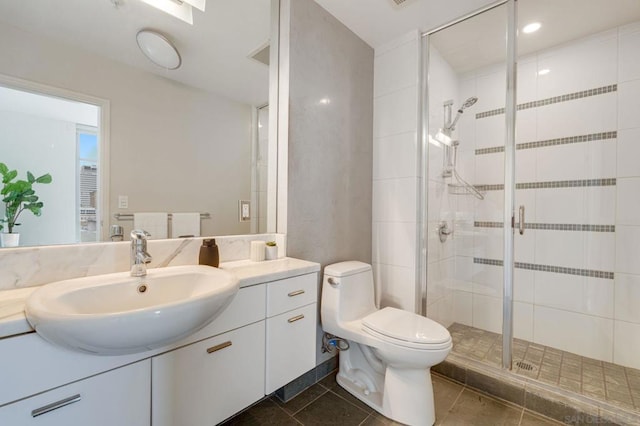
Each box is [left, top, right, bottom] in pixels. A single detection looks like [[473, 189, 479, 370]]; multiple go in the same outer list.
[[447, 96, 479, 131], [460, 96, 478, 111]]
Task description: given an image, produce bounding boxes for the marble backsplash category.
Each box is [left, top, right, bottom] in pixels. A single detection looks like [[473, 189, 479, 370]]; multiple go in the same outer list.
[[0, 234, 286, 291]]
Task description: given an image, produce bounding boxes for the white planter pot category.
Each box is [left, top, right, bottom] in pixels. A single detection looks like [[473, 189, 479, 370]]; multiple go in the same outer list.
[[1, 233, 20, 248], [265, 245, 278, 260]]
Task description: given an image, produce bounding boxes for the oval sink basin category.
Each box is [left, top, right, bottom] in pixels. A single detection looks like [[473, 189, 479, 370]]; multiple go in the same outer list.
[[25, 265, 239, 355]]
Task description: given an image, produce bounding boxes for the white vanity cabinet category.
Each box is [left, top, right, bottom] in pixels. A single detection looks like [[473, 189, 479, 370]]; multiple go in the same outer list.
[[0, 261, 320, 426], [0, 360, 150, 426], [152, 321, 266, 426], [265, 274, 318, 394]]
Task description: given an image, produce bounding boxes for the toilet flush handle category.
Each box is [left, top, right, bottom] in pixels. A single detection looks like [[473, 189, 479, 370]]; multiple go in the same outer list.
[[327, 277, 339, 286]]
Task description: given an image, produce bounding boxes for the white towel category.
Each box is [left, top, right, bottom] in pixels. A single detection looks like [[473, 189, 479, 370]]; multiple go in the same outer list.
[[133, 212, 168, 240], [171, 213, 201, 238]]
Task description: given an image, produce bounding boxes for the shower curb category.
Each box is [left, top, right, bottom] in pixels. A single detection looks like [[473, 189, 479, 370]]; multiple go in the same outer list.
[[434, 353, 640, 425]]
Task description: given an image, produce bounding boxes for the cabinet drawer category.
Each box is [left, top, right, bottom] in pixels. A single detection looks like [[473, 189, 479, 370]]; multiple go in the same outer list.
[[0, 360, 150, 426], [266, 273, 317, 317], [152, 320, 266, 426], [265, 303, 317, 394]]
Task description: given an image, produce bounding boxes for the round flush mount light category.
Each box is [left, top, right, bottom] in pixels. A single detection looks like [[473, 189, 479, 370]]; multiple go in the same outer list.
[[136, 29, 182, 70], [522, 22, 541, 34]]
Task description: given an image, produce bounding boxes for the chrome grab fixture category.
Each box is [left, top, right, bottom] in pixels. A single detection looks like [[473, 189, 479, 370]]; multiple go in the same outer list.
[[518, 205, 525, 235], [130, 229, 152, 277], [438, 221, 453, 243]]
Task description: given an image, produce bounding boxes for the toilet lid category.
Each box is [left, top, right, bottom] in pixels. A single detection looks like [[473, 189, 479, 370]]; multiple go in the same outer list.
[[362, 307, 451, 346]]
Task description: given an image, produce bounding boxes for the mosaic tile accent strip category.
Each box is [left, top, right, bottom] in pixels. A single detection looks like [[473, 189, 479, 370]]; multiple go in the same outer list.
[[475, 85, 617, 119], [475, 179, 616, 192], [447, 323, 640, 413], [516, 178, 616, 189], [473, 257, 614, 279], [474, 222, 615, 232], [475, 131, 617, 156]]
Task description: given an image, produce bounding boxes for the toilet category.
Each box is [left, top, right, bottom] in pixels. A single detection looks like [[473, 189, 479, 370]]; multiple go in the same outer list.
[[321, 261, 452, 426]]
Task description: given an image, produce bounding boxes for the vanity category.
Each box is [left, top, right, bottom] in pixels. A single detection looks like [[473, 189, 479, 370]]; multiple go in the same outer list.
[[0, 257, 320, 426]]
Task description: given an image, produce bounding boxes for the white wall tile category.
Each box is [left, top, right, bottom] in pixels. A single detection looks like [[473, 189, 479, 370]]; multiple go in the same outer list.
[[584, 186, 617, 225], [374, 262, 416, 311], [474, 189, 503, 222], [514, 268, 534, 303], [472, 262, 502, 297], [472, 294, 502, 334], [473, 227, 502, 261], [476, 70, 506, 112], [533, 305, 614, 362], [474, 153, 503, 185], [615, 225, 640, 275], [618, 79, 640, 130], [514, 227, 535, 264], [373, 85, 417, 138], [452, 290, 473, 326], [515, 147, 536, 183], [372, 221, 416, 269], [619, 23, 640, 83], [453, 255, 474, 292], [517, 58, 538, 104], [475, 115, 505, 150], [535, 230, 585, 270], [536, 29, 617, 99], [616, 177, 640, 225], [426, 294, 454, 328], [516, 108, 537, 144], [535, 187, 617, 224], [373, 132, 417, 180], [514, 302, 534, 341], [534, 271, 614, 318], [614, 273, 640, 323], [372, 177, 417, 223], [617, 128, 640, 178], [613, 320, 640, 369], [374, 38, 418, 98], [536, 93, 617, 141]]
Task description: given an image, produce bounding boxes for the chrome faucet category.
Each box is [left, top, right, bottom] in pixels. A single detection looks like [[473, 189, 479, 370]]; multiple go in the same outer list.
[[130, 229, 152, 277]]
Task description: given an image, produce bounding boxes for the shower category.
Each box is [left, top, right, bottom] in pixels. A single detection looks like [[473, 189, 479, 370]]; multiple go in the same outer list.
[[438, 96, 484, 200], [445, 96, 478, 133]]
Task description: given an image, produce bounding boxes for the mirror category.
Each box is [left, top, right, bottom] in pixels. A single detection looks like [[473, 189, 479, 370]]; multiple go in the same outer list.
[[0, 0, 274, 247]]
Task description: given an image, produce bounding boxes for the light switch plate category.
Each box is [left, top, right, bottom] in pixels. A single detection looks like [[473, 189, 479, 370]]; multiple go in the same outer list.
[[118, 195, 128, 209], [239, 200, 251, 222]]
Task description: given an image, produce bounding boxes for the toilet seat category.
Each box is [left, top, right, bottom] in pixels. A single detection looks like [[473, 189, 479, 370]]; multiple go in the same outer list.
[[362, 307, 452, 350]]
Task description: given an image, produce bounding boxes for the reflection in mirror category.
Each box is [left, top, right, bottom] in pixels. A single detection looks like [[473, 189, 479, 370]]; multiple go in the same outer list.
[[0, 85, 102, 247], [0, 0, 273, 248]]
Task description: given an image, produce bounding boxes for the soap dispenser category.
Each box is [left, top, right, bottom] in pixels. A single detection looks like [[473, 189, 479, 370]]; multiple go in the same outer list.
[[199, 239, 219, 267]]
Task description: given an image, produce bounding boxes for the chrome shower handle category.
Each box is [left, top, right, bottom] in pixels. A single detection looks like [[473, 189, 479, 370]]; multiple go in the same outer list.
[[518, 205, 525, 235]]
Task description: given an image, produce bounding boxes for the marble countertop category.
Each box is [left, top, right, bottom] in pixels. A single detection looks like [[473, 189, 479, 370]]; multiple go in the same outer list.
[[0, 257, 320, 340]]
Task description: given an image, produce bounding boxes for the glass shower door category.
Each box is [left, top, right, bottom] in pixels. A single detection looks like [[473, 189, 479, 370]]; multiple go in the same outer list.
[[425, 2, 509, 368]]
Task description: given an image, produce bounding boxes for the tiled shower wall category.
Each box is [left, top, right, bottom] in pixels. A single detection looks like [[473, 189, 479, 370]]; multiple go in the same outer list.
[[433, 22, 640, 369], [372, 31, 421, 311]]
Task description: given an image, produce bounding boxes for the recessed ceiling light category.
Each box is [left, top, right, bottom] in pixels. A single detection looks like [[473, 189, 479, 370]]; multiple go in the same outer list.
[[538, 69, 550, 75], [523, 22, 541, 34]]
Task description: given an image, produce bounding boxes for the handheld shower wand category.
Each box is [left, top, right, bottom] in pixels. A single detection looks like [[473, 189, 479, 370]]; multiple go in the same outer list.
[[446, 96, 478, 132]]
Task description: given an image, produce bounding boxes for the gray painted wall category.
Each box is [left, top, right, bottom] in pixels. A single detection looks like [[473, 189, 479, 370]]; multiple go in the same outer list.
[[286, 0, 374, 365]]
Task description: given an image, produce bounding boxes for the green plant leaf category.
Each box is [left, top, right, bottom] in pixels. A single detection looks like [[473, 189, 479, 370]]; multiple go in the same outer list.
[[36, 174, 52, 184], [27, 171, 35, 183], [0, 163, 7, 175]]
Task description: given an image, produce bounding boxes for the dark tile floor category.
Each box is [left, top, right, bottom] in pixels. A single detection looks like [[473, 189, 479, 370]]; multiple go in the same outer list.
[[449, 323, 640, 412], [221, 371, 561, 425]]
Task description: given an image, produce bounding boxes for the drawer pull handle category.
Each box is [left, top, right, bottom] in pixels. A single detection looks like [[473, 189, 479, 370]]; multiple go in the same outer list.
[[32, 394, 81, 418], [207, 341, 232, 354], [288, 314, 305, 323], [288, 290, 305, 297]]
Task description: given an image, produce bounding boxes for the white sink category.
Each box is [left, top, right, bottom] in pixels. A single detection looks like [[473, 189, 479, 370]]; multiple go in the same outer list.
[[25, 265, 239, 355]]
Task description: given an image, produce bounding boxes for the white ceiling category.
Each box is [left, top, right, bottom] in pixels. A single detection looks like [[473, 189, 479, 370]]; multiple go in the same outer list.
[[0, 0, 271, 106], [315, 0, 640, 74], [314, 0, 496, 48]]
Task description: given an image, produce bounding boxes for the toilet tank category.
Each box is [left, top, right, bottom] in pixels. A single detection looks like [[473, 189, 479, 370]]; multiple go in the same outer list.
[[322, 261, 377, 329]]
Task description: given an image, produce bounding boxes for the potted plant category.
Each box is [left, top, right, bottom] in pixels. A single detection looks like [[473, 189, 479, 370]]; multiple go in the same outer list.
[[265, 240, 278, 260], [0, 162, 52, 247]]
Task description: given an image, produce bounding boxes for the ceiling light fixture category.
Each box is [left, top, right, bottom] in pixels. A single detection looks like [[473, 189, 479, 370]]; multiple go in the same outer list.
[[538, 68, 550, 76], [522, 22, 541, 34], [136, 30, 182, 70], [139, 0, 206, 25]]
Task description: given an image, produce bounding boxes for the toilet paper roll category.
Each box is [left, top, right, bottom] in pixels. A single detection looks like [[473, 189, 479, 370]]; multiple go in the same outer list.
[[250, 240, 266, 262]]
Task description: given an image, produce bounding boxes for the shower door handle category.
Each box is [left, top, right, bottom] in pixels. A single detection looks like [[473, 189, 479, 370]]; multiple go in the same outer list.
[[518, 205, 525, 235]]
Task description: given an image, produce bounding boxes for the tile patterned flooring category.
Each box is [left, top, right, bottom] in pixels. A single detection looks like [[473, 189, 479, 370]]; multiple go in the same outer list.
[[221, 371, 561, 425], [448, 323, 640, 413]]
